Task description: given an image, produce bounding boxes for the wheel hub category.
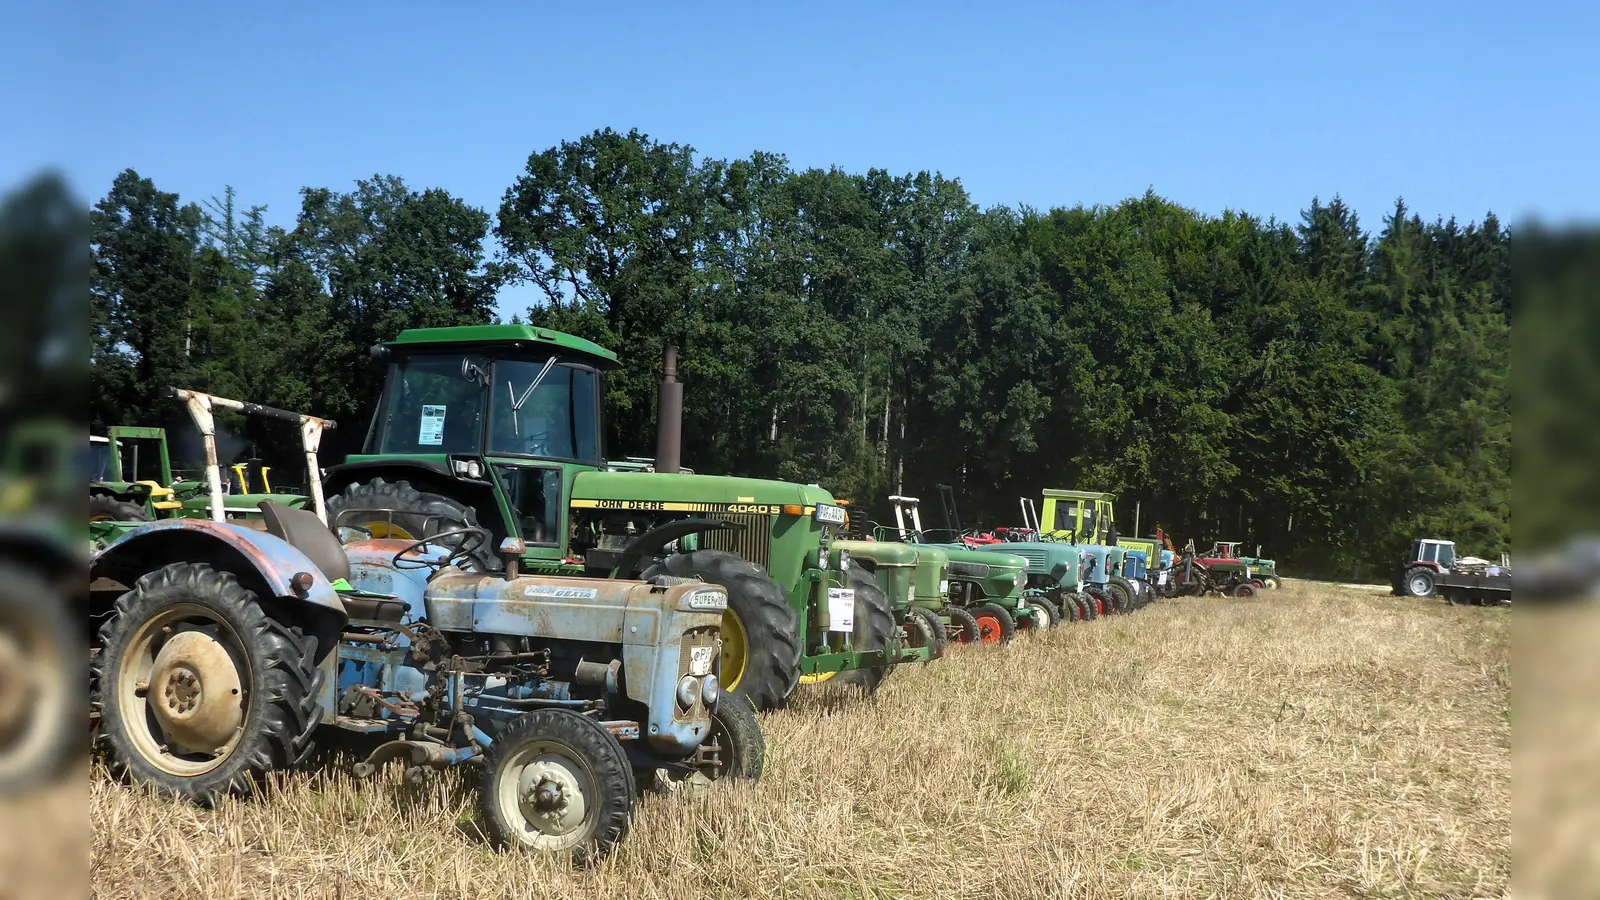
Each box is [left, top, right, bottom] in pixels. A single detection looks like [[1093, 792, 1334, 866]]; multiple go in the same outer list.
[[146, 630, 245, 755], [515, 759, 587, 836]]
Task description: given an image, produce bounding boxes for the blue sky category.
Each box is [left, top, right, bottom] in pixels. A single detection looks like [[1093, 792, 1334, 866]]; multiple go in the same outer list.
[[8, 1, 1594, 319]]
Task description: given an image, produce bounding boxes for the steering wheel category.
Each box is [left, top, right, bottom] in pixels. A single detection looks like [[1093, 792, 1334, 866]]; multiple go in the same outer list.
[[392, 527, 491, 571]]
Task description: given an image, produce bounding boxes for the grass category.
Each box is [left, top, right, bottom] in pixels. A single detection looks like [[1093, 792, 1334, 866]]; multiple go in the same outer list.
[[88, 582, 1509, 899]]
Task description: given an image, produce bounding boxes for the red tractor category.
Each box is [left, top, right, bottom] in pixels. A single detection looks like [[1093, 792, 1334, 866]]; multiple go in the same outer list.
[[1393, 539, 1457, 598]]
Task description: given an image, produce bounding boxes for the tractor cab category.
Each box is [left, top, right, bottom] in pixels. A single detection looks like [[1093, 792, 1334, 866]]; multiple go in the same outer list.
[[335, 325, 617, 558], [1040, 489, 1116, 544], [1411, 539, 1456, 570]]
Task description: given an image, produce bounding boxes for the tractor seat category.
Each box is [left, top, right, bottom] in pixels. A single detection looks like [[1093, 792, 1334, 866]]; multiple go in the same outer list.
[[259, 501, 406, 623], [259, 501, 353, 583]]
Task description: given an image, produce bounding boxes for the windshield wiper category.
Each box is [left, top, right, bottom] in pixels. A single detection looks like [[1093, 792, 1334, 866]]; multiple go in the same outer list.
[[506, 355, 559, 435]]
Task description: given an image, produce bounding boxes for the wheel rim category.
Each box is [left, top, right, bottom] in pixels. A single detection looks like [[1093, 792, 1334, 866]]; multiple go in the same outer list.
[[1029, 603, 1051, 629], [116, 603, 249, 777], [1410, 574, 1430, 595], [495, 738, 597, 850], [0, 610, 65, 781], [718, 609, 749, 692], [974, 612, 1005, 644]]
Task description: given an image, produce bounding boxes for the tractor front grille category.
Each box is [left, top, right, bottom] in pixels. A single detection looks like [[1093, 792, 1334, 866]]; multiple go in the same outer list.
[[699, 513, 773, 571], [1010, 547, 1051, 574], [948, 561, 992, 578]]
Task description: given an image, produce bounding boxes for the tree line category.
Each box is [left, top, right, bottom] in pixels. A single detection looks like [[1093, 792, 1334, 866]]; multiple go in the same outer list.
[[90, 128, 1510, 579]]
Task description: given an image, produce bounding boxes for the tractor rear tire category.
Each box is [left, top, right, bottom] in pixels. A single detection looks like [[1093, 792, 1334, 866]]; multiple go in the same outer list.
[[1402, 566, 1437, 598], [1026, 597, 1061, 631], [326, 478, 495, 571], [971, 603, 1016, 645], [945, 605, 981, 644], [0, 563, 81, 792], [912, 607, 948, 658], [836, 562, 901, 694], [479, 708, 635, 865], [640, 551, 800, 713], [89, 494, 152, 523], [92, 562, 323, 805]]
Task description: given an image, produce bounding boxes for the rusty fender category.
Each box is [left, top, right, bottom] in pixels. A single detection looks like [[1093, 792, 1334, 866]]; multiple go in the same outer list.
[[91, 518, 348, 659]]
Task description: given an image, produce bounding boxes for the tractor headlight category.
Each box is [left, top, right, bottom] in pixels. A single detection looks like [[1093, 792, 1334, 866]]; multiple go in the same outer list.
[[676, 675, 701, 710], [701, 673, 720, 706], [817, 546, 828, 570], [1014, 571, 1027, 590], [837, 548, 851, 571], [450, 457, 483, 479]]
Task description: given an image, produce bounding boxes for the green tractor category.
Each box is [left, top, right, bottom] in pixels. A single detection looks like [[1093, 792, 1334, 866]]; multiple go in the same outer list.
[[883, 495, 1043, 641], [90, 417, 313, 526], [322, 328, 903, 712]]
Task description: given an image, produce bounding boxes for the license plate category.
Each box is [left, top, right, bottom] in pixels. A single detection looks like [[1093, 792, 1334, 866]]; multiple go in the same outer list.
[[689, 645, 715, 676], [826, 587, 855, 633]]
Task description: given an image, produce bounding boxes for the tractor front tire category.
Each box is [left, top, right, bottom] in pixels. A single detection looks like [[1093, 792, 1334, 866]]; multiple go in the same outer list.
[[92, 562, 323, 805], [1107, 577, 1135, 614], [326, 478, 495, 571], [912, 607, 948, 658], [836, 562, 900, 694], [946, 605, 981, 644], [971, 603, 1016, 645], [1261, 576, 1282, 590], [1026, 597, 1061, 631], [89, 494, 152, 523], [479, 708, 635, 865], [641, 551, 799, 713], [1402, 566, 1437, 598]]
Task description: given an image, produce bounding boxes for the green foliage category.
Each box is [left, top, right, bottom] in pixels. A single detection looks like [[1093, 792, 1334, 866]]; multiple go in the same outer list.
[[86, 133, 1510, 578]]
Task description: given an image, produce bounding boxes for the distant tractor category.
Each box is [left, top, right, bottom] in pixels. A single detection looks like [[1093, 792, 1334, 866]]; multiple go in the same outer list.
[[1394, 539, 1457, 598], [1393, 538, 1512, 605], [322, 328, 899, 712]]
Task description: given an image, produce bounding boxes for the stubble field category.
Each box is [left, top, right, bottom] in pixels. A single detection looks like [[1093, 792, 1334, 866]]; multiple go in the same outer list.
[[89, 582, 1510, 899]]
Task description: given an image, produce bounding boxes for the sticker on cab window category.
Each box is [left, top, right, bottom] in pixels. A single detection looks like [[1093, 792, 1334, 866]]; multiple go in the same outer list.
[[419, 405, 446, 445]]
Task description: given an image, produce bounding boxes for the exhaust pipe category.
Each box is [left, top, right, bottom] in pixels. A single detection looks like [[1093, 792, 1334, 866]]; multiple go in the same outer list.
[[655, 345, 682, 474]]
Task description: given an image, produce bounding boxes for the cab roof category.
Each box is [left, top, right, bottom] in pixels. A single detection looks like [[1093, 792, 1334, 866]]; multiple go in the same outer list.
[[1042, 488, 1113, 501], [387, 324, 619, 368]]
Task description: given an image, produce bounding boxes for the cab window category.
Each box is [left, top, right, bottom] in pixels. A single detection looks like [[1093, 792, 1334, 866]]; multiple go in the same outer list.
[[374, 355, 486, 454], [488, 361, 600, 462]]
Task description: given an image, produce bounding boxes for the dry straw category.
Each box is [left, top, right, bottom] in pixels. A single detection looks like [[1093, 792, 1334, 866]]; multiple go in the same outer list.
[[91, 582, 1509, 899]]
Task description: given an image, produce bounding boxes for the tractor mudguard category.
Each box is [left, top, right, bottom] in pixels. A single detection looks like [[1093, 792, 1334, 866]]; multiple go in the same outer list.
[[91, 518, 349, 660]]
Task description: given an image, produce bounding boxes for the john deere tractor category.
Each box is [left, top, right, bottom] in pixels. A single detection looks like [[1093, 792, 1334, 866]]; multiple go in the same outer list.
[[322, 327, 900, 712]]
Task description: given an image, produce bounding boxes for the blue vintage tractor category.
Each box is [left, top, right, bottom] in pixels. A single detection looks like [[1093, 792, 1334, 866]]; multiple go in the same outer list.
[[88, 397, 760, 864]]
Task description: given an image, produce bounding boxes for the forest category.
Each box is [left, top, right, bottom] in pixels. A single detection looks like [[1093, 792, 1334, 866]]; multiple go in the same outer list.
[[88, 127, 1511, 580]]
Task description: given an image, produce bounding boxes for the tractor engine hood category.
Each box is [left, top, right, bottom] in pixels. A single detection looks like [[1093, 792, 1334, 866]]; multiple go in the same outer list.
[[571, 470, 838, 513]]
